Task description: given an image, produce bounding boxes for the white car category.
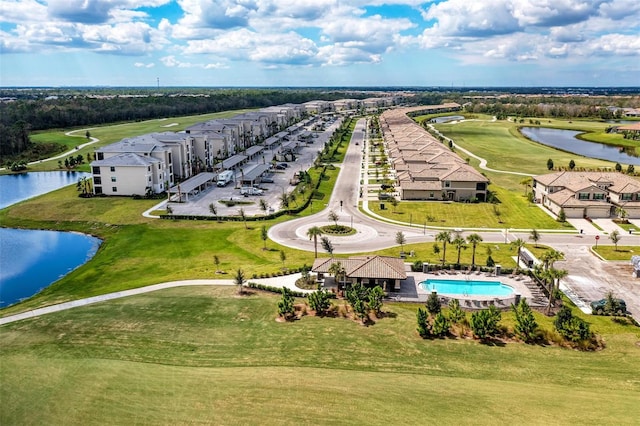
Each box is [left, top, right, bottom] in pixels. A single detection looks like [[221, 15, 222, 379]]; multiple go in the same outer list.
[[240, 187, 263, 196]]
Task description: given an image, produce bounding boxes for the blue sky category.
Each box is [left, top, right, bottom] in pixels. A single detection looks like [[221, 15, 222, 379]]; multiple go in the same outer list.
[[1, 0, 639, 87]]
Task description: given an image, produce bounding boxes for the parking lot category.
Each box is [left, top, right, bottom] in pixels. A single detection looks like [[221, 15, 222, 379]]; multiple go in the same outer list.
[[167, 117, 343, 217]]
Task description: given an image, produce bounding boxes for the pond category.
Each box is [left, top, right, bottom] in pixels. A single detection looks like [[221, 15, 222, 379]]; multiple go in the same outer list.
[[431, 115, 465, 123], [520, 127, 640, 165], [0, 171, 101, 308]]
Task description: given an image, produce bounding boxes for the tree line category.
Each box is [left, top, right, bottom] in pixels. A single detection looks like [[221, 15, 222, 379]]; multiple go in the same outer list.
[[0, 88, 358, 161]]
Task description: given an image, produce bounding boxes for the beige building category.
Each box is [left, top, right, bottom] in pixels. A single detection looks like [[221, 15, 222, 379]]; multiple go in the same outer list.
[[533, 171, 640, 219], [380, 105, 490, 202]]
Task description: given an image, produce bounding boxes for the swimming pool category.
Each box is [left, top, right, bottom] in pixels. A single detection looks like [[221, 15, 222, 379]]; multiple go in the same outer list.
[[419, 279, 514, 297]]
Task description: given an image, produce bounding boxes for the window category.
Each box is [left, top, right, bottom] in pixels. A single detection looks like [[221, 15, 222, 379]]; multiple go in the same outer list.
[[429, 192, 434, 199], [110, 166, 115, 172], [593, 193, 605, 200], [94, 177, 101, 185], [622, 193, 633, 201], [578, 193, 589, 200], [476, 182, 486, 190], [444, 181, 451, 188], [112, 187, 117, 192], [94, 186, 102, 194], [96, 152, 104, 160], [111, 176, 117, 182], [92, 166, 101, 174]]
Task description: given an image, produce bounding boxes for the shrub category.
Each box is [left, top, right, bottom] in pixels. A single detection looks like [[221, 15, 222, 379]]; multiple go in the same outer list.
[[448, 299, 465, 324], [277, 287, 295, 319], [432, 312, 450, 338], [470, 307, 501, 340], [411, 260, 424, 272], [308, 289, 331, 315], [416, 308, 430, 338], [426, 292, 441, 316], [512, 298, 538, 343], [554, 306, 591, 343]]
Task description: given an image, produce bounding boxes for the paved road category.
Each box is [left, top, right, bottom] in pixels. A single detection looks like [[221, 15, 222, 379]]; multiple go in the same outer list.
[[269, 117, 640, 317]]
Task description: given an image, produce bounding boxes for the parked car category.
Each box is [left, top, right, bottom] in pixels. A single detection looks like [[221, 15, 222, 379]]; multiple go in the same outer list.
[[380, 184, 393, 190], [590, 298, 627, 315], [240, 187, 263, 196], [378, 193, 393, 200], [275, 163, 288, 170], [261, 176, 274, 183]]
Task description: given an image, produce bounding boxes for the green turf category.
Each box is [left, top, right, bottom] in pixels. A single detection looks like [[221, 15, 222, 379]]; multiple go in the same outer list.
[[1, 286, 639, 425], [593, 245, 639, 261]]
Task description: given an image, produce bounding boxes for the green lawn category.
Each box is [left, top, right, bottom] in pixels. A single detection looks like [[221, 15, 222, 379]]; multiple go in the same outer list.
[[11, 109, 256, 174], [370, 187, 571, 230], [2, 286, 639, 425], [433, 118, 617, 190], [594, 245, 639, 261]]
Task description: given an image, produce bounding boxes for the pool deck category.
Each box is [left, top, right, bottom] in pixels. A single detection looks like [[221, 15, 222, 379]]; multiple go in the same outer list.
[[392, 271, 541, 308]]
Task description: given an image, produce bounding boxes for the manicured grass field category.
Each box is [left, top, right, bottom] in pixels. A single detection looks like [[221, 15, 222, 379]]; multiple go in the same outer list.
[[594, 245, 639, 261], [432, 118, 616, 190], [17, 109, 256, 173], [2, 286, 639, 424], [370, 187, 571, 230]]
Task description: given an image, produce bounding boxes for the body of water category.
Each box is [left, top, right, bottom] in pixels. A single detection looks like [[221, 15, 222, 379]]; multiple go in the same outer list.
[[431, 115, 465, 123], [0, 171, 90, 209], [420, 279, 514, 297], [520, 127, 640, 165], [0, 228, 101, 307], [0, 171, 100, 308]]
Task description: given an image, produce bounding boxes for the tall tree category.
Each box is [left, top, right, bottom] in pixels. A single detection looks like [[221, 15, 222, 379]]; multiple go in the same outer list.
[[208, 203, 217, 220], [328, 261, 345, 286], [609, 230, 621, 251], [452, 234, 467, 265], [519, 176, 532, 196], [327, 210, 339, 228], [435, 231, 452, 267], [529, 229, 541, 248], [279, 250, 286, 268], [259, 198, 269, 216], [395, 231, 406, 253], [512, 298, 538, 343], [510, 238, 526, 273], [466, 233, 483, 268], [238, 207, 247, 229], [306, 226, 323, 258], [321, 236, 334, 257], [260, 225, 268, 250], [213, 255, 221, 273], [234, 268, 246, 295]]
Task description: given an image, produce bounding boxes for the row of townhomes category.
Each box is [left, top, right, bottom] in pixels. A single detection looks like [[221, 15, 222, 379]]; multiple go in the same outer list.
[[91, 97, 398, 196], [380, 104, 490, 202], [532, 171, 640, 219]]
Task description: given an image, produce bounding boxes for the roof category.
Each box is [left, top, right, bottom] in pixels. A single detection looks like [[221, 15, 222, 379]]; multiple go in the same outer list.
[[245, 145, 264, 157], [91, 152, 160, 167], [169, 172, 216, 194], [218, 154, 247, 169], [534, 171, 640, 194], [240, 164, 270, 181], [312, 256, 407, 280]]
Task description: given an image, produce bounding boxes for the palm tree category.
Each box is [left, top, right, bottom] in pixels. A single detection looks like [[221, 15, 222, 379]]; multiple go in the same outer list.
[[452, 234, 467, 265], [540, 249, 563, 271], [435, 231, 452, 267], [321, 236, 334, 257], [520, 176, 532, 196], [279, 192, 290, 210], [529, 229, 541, 248], [328, 261, 345, 287], [259, 198, 269, 216], [466, 233, 483, 268], [510, 238, 526, 273], [546, 268, 568, 313], [307, 226, 323, 258]]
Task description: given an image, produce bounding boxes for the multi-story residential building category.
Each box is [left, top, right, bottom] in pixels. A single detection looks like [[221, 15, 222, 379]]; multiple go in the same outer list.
[[380, 105, 489, 202], [533, 171, 640, 219]]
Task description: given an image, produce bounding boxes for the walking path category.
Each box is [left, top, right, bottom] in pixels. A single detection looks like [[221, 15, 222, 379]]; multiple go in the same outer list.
[[0, 274, 312, 326]]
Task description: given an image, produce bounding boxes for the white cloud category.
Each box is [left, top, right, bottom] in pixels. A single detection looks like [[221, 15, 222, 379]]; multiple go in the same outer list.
[[161, 55, 227, 69], [134, 62, 155, 68]]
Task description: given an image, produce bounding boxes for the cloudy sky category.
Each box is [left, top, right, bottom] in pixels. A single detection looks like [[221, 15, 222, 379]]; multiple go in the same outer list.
[[1, 0, 639, 87]]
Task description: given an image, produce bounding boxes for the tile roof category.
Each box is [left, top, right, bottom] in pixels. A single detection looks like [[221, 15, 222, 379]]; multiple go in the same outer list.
[[312, 256, 407, 280]]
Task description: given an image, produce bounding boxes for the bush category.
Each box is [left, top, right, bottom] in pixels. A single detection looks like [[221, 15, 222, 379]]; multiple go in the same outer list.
[[554, 306, 591, 343], [416, 308, 430, 338], [426, 292, 441, 316], [411, 260, 424, 272], [470, 306, 501, 340], [432, 312, 450, 338], [308, 289, 332, 315]]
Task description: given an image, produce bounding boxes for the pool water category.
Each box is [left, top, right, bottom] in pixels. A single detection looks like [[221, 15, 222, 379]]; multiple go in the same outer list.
[[420, 279, 514, 297]]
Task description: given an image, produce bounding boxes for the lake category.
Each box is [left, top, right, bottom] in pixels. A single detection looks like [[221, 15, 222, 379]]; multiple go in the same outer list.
[[431, 115, 465, 123], [520, 127, 640, 165], [0, 171, 101, 308]]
